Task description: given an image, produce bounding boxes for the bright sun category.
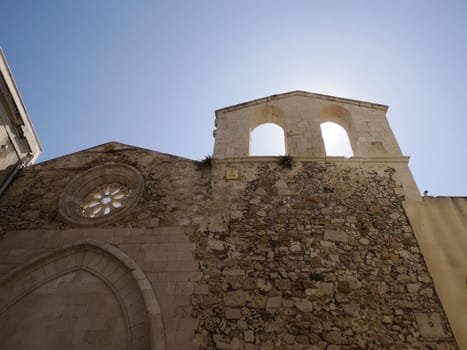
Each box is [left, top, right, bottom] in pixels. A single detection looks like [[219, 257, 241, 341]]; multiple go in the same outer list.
[[249, 122, 353, 157], [250, 123, 286, 156], [320, 122, 353, 157]]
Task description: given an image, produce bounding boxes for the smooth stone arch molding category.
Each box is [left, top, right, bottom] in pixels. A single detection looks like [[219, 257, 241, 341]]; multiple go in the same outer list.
[[59, 163, 145, 225], [0, 238, 166, 350]]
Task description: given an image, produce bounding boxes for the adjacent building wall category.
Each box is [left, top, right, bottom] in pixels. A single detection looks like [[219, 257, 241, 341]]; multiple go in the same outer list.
[[0, 48, 41, 194], [405, 197, 467, 349]]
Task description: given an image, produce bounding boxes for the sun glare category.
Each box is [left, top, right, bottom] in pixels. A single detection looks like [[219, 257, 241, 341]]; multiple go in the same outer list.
[[320, 122, 353, 157], [250, 123, 286, 156]]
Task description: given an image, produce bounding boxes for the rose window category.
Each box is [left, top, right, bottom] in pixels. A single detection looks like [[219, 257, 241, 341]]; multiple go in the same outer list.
[[80, 183, 130, 218], [59, 163, 144, 225]]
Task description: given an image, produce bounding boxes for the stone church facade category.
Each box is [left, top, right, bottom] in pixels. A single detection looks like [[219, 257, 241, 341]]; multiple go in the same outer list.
[[0, 51, 465, 349]]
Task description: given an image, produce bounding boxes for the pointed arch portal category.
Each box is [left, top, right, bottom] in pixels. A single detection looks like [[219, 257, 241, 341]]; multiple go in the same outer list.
[[0, 239, 166, 350]]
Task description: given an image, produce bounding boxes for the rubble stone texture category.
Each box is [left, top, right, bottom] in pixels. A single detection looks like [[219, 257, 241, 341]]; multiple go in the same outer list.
[[0, 143, 458, 349]]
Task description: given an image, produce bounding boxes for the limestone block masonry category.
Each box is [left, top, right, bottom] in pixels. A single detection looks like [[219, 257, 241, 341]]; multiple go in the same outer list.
[[0, 90, 463, 350], [213, 91, 402, 159]]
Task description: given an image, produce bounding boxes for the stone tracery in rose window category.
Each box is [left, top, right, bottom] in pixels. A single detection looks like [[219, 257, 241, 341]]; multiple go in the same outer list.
[[80, 183, 130, 218]]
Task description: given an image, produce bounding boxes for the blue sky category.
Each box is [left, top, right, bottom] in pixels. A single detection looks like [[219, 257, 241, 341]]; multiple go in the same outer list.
[[1, 1, 466, 196]]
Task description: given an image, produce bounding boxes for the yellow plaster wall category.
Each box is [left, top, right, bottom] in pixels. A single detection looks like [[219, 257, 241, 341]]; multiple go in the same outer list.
[[405, 197, 467, 349]]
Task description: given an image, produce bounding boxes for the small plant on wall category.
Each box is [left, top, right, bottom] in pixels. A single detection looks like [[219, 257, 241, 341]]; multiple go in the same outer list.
[[197, 154, 213, 169], [278, 155, 293, 169]]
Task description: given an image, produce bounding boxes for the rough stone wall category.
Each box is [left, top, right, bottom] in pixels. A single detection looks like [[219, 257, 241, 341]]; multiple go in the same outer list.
[[193, 161, 456, 349], [0, 143, 458, 349]]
